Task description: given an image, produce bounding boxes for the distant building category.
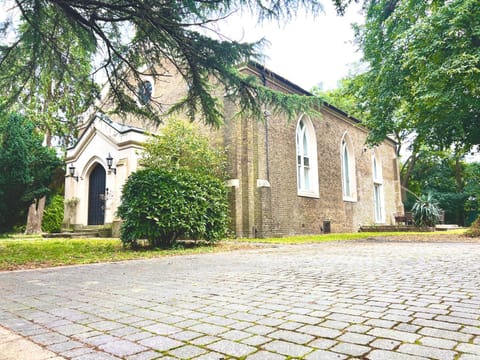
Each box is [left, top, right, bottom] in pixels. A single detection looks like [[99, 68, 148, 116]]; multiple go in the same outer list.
[[64, 62, 403, 237]]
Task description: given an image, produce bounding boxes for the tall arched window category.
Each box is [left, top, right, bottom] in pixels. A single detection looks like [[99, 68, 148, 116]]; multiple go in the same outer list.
[[372, 154, 385, 223], [296, 115, 319, 197], [341, 133, 357, 201]]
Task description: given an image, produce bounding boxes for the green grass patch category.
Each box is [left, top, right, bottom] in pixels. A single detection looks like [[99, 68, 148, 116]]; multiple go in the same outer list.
[[232, 229, 466, 244], [0, 229, 467, 271], [0, 237, 224, 271]]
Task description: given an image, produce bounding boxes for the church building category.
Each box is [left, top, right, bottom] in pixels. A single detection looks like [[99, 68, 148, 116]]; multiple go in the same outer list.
[[64, 62, 403, 238]]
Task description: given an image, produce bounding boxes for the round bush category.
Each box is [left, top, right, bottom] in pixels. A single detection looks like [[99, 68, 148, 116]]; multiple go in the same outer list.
[[42, 194, 64, 233], [117, 168, 229, 248]]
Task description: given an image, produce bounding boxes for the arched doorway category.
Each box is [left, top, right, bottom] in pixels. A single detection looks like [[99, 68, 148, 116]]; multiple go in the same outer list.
[[88, 164, 106, 225]]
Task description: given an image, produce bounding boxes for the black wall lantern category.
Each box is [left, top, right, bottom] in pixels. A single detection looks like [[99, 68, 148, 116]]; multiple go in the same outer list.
[[68, 164, 79, 182], [106, 153, 117, 175]]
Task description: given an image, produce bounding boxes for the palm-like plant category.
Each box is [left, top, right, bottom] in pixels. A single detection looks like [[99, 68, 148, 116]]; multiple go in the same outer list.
[[412, 193, 441, 227]]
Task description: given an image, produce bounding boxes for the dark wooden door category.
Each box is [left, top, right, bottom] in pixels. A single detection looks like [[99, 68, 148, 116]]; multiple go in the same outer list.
[[88, 164, 106, 225]]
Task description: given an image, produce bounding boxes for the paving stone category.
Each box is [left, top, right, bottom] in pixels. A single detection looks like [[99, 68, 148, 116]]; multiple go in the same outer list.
[[61, 347, 95, 358], [47, 340, 83, 352], [138, 335, 183, 351], [269, 329, 314, 344], [123, 331, 154, 342], [458, 355, 480, 360], [263, 339, 312, 357], [337, 332, 374, 345], [83, 334, 119, 347], [243, 334, 270, 346], [190, 323, 228, 336], [418, 327, 473, 342], [368, 349, 429, 360], [327, 313, 366, 324], [419, 336, 456, 349], [309, 338, 337, 349], [170, 330, 203, 341], [456, 343, 480, 355], [412, 318, 461, 331], [193, 352, 225, 360], [73, 350, 122, 359], [366, 319, 397, 328], [246, 350, 286, 359], [190, 335, 220, 346], [207, 339, 256, 357], [394, 323, 421, 333], [202, 315, 236, 326], [368, 328, 420, 343], [398, 343, 457, 360], [370, 338, 400, 350], [220, 329, 250, 341], [330, 342, 370, 357], [305, 349, 347, 360], [461, 326, 480, 336], [168, 344, 206, 359], [52, 324, 91, 336], [143, 323, 181, 335], [98, 340, 148, 357], [277, 321, 303, 330], [346, 324, 371, 334], [124, 350, 163, 360], [245, 324, 275, 336], [297, 325, 342, 339], [30, 332, 70, 346], [284, 314, 319, 325], [321, 320, 350, 330]]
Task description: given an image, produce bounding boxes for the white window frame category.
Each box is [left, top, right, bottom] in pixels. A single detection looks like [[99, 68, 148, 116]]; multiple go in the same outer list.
[[341, 133, 357, 202], [372, 154, 385, 223], [296, 115, 319, 198]]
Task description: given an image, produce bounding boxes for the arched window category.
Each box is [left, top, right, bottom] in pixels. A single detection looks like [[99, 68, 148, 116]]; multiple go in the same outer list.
[[296, 115, 319, 197], [341, 134, 357, 201], [372, 154, 385, 223]]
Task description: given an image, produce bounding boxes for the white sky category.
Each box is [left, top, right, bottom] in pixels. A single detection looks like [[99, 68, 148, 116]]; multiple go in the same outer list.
[[215, 2, 365, 91]]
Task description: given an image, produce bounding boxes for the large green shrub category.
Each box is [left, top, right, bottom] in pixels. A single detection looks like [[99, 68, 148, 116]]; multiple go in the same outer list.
[[117, 168, 229, 248], [42, 194, 64, 233], [412, 193, 440, 227]]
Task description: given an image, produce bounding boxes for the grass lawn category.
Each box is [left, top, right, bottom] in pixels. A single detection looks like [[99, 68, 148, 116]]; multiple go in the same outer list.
[[233, 229, 467, 244], [0, 237, 242, 271], [0, 229, 468, 271]]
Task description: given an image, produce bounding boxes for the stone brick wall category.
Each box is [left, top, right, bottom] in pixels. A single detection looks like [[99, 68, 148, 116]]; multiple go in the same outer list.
[[222, 65, 403, 237]]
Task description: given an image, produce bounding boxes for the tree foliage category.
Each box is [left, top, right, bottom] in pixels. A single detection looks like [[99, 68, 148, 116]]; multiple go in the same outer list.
[[0, 113, 61, 232], [1, 1, 324, 128], [0, 3, 98, 145], [351, 0, 480, 151], [405, 149, 480, 226], [142, 118, 227, 178]]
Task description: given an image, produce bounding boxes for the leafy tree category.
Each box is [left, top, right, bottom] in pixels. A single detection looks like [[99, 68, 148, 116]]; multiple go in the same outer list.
[[405, 149, 480, 226], [311, 78, 365, 121], [142, 118, 227, 178], [118, 118, 229, 248], [351, 0, 480, 151], [1, 1, 324, 128], [0, 113, 61, 233]]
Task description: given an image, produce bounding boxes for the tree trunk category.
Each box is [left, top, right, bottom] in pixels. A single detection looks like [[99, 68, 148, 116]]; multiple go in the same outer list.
[[25, 197, 46, 234], [400, 154, 418, 203], [454, 156, 465, 226], [25, 131, 52, 235]]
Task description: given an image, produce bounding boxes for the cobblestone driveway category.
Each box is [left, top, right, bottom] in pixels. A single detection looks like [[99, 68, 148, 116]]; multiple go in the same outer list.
[[1, 240, 480, 360]]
